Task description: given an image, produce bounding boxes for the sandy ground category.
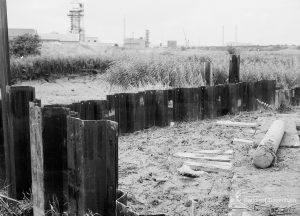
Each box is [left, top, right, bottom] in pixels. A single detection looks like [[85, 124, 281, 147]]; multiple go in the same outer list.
[[118, 110, 300, 216], [15, 76, 300, 215], [16, 75, 118, 105], [16, 74, 166, 105]]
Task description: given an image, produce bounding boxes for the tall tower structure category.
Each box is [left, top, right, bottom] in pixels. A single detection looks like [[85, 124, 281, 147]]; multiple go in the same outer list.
[[68, 0, 85, 41], [145, 29, 150, 48]]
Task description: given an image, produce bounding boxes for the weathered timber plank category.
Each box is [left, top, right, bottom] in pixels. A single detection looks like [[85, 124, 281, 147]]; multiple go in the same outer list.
[[8, 86, 35, 198], [67, 118, 118, 215], [30, 103, 70, 215]]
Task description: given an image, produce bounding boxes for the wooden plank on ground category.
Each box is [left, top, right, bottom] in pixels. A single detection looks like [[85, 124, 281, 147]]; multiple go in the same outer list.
[[194, 149, 233, 155], [233, 139, 254, 145], [216, 120, 258, 128], [184, 161, 232, 173], [174, 152, 232, 162]]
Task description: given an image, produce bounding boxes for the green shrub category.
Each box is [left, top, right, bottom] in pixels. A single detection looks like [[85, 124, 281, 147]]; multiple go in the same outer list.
[[9, 34, 42, 57]]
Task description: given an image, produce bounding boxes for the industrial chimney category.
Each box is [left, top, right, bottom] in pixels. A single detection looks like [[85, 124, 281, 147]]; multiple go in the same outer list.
[[145, 29, 150, 48]]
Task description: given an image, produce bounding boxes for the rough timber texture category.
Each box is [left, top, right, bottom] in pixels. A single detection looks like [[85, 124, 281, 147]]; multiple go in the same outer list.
[[253, 120, 285, 168], [155, 90, 168, 126], [229, 55, 240, 83], [0, 100, 5, 180], [8, 86, 35, 198], [67, 118, 118, 216], [30, 103, 71, 215]]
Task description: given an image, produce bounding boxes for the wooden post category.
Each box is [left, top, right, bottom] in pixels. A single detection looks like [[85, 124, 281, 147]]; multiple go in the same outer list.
[[229, 84, 238, 114], [221, 84, 230, 115], [126, 93, 136, 133], [247, 82, 256, 111], [204, 61, 213, 86], [7, 86, 35, 198], [155, 90, 168, 126], [79, 100, 108, 120], [0, 100, 4, 180], [295, 87, 300, 106], [136, 92, 145, 131], [191, 88, 200, 120], [215, 85, 222, 117], [167, 89, 174, 124], [118, 93, 127, 134], [200, 86, 208, 119], [67, 118, 118, 215], [30, 103, 71, 215], [173, 88, 181, 121], [145, 90, 156, 128], [0, 0, 13, 196], [229, 55, 240, 83], [207, 86, 216, 118]]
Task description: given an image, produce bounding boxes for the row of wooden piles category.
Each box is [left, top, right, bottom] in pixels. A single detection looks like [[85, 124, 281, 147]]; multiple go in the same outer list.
[[1, 80, 299, 215], [48, 80, 277, 134]]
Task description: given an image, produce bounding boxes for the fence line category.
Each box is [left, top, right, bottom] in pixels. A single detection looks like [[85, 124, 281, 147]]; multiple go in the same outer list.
[[1, 81, 300, 215]]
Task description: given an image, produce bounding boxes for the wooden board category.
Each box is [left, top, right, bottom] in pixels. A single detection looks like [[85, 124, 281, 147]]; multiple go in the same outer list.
[[67, 118, 118, 216], [30, 103, 70, 215], [174, 152, 232, 162], [216, 120, 258, 128], [184, 161, 232, 173], [155, 90, 168, 126], [8, 86, 35, 198], [233, 139, 254, 145]]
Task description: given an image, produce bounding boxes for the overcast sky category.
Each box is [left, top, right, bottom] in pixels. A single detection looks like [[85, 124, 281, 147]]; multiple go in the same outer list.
[[6, 0, 300, 46]]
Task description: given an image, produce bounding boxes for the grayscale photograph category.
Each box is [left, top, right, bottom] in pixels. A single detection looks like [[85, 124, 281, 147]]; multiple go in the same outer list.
[[0, 0, 300, 215]]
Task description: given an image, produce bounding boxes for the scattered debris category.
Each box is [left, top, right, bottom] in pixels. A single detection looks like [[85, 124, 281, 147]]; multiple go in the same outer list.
[[253, 120, 285, 168], [177, 165, 207, 177], [233, 138, 254, 145], [216, 121, 258, 128], [184, 161, 232, 173]]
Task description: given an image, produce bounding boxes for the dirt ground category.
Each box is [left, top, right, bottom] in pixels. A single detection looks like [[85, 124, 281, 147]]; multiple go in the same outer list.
[[16, 76, 300, 216], [16, 74, 166, 105], [118, 110, 300, 216]]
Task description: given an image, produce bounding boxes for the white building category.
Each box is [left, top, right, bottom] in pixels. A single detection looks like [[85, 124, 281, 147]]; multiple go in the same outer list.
[[124, 37, 146, 49]]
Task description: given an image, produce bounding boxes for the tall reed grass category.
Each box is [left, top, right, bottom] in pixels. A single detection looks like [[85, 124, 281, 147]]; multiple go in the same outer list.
[[10, 49, 300, 89]]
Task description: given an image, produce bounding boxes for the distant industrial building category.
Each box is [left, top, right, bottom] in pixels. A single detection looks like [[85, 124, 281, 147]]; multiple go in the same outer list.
[[40, 32, 80, 43], [124, 30, 150, 49], [8, 28, 37, 40], [85, 36, 99, 43], [167, 40, 177, 48], [124, 37, 146, 49], [68, 0, 85, 41]]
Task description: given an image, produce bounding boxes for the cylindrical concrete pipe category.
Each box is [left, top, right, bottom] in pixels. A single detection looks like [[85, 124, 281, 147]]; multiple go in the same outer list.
[[253, 119, 285, 168]]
